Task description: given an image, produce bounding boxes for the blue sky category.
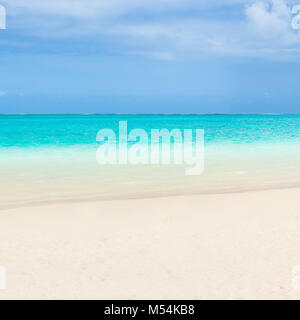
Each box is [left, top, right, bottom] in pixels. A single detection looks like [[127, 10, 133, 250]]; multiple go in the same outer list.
[[0, 0, 300, 114]]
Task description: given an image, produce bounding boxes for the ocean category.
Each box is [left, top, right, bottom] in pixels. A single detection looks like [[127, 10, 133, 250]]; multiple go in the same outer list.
[[1, 114, 300, 208]]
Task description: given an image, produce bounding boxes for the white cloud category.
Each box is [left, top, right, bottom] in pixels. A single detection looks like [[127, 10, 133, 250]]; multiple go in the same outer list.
[[246, 1, 291, 38], [244, 0, 300, 58], [107, 0, 300, 60], [4, 0, 245, 19], [2, 0, 300, 60], [0, 91, 7, 96]]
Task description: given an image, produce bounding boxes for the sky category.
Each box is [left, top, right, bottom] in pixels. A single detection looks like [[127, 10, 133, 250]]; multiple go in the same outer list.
[[0, 0, 300, 114]]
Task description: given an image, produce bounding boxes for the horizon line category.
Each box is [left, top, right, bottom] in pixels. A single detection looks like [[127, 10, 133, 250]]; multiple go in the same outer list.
[[0, 113, 299, 116]]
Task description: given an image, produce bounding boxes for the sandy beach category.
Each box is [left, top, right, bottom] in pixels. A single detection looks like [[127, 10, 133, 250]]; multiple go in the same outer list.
[[1, 188, 300, 300]]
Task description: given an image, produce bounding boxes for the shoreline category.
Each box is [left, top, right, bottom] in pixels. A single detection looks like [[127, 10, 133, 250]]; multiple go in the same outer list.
[[2, 184, 300, 211], [1, 188, 300, 299]]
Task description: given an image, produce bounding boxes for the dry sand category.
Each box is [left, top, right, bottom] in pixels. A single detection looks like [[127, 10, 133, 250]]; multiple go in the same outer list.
[[1, 188, 300, 300]]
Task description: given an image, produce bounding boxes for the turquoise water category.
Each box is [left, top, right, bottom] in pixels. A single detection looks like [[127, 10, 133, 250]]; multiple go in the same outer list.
[[1, 114, 300, 148], [1, 114, 300, 208]]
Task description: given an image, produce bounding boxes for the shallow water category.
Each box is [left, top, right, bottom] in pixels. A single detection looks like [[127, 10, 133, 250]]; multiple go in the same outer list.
[[1, 114, 300, 208]]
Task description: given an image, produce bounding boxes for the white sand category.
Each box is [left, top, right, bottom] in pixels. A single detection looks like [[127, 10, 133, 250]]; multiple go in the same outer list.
[[1, 188, 300, 300]]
